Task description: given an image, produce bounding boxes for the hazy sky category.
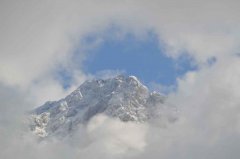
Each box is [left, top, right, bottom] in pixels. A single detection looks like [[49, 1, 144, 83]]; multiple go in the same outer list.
[[1, 0, 240, 159]]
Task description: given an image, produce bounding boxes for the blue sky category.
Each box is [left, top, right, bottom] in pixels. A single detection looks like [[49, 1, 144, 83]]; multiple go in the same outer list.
[[58, 30, 197, 91], [79, 31, 197, 88]]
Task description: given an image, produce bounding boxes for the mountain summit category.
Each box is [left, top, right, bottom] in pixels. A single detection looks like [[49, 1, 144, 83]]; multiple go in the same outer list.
[[30, 75, 177, 137]]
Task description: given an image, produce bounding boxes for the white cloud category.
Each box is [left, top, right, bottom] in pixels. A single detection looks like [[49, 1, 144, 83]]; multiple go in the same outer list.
[[86, 114, 147, 155], [1, 0, 240, 159], [1, 0, 239, 87]]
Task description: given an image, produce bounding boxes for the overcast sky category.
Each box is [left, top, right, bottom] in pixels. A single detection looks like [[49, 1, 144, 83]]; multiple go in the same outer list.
[[1, 0, 240, 158]]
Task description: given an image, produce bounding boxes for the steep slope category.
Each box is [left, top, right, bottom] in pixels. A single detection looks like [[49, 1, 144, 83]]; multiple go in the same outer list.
[[30, 75, 177, 137]]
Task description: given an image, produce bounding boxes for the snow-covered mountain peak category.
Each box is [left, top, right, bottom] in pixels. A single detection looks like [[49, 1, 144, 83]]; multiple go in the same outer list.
[[30, 75, 177, 137]]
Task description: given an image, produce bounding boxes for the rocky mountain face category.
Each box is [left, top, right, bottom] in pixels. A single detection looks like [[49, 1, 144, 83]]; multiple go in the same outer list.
[[30, 75, 177, 137]]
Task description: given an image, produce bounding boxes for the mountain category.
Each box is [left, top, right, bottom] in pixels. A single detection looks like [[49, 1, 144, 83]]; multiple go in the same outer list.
[[30, 75, 178, 137]]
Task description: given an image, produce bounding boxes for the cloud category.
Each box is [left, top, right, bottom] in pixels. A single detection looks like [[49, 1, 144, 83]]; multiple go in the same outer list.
[[158, 56, 240, 159], [1, 0, 240, 159], [86, 114, 147, 154], [2, 58, 240, 159], [1, 0, 239, 87]]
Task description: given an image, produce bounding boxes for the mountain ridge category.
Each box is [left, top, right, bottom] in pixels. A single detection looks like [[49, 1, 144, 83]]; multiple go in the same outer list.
[[30, 75, 177, 137]]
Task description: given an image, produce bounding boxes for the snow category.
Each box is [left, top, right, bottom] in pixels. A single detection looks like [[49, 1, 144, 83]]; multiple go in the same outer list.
[[30, 75, 177, 137]]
